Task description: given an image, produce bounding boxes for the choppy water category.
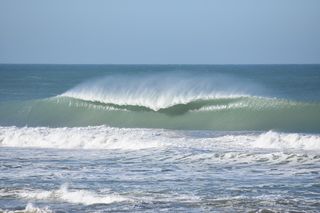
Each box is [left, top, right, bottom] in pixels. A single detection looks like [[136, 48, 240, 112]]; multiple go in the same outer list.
[[0, 64, 320, 212]]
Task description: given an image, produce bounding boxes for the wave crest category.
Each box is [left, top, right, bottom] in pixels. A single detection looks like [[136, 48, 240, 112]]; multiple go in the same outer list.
[[60, 73, 251, 111], [18, 184, 128, 205]]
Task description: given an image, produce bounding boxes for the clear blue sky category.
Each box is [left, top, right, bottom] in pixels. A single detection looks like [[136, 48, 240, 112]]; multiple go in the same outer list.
[[0, 0, 320, 64]]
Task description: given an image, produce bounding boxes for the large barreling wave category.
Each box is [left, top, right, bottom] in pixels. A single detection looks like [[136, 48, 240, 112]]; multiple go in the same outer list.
[[60, 72, 254, 111], [0, 72, 320, 132]]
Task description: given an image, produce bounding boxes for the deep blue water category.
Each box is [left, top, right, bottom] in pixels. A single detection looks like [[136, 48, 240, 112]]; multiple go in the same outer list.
[[1, 64, 320, 102]]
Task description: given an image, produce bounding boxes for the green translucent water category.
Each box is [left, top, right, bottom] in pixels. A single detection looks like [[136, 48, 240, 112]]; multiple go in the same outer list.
[[1, 64, 320, 132]]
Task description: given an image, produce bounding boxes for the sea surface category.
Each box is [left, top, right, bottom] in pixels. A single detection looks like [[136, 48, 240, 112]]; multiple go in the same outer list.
[[0, 64, 320, 212]]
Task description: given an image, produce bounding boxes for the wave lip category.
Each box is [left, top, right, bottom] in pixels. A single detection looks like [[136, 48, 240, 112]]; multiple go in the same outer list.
[[60, 73, 251, 111]]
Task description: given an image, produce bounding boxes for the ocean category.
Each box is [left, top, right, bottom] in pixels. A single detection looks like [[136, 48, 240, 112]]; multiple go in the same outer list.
[[0, 64, 320, 212]]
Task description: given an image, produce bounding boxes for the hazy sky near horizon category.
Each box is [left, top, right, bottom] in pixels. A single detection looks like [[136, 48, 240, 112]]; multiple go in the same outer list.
[[0, 0, 320, 64]]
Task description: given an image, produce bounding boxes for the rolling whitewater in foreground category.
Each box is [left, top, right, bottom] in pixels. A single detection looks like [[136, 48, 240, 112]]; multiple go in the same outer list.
[[0, 64, 320, 212]]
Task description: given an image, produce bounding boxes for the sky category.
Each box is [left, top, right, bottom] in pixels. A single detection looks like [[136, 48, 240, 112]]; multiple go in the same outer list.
[[0, 0, 320, 64]]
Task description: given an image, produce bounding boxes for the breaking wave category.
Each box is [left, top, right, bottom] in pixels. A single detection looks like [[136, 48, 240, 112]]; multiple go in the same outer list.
[[0, 203, 53, 213], [1, 126, 319, 151], [0, 184, 128, 207], [60, 72, 253, 111], [0, 72, 319, 132], [18, 184, 128, 205], [0, 96, 319, 132]]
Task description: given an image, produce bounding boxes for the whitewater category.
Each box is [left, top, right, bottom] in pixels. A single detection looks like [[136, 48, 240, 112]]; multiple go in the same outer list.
[[0, 64, 320, 212]]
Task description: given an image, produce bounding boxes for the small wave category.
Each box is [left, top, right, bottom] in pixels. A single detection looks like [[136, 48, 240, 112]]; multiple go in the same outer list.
[[181, 151, 320, 165], [18, 184, 128, 205], [1, 126, 319, 151], [0, 126, 167, 150], [254, 131, 320, 150], [0, 203, 52, 213]]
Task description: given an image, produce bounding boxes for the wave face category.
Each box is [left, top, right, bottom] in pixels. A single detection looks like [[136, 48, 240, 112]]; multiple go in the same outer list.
[[0, 70, 320, 132], [61, 72, 254, 111]]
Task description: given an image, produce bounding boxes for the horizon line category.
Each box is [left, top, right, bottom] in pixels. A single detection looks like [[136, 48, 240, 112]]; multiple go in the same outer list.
[[1, 63, 320, 66]]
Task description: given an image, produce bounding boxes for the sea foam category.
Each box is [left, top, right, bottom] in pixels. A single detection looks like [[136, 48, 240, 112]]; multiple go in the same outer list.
[[17, 184, 128, 205], [0, 126, 319, 151], [0, 203, 53, 213], [254, 131, 320, 150]]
